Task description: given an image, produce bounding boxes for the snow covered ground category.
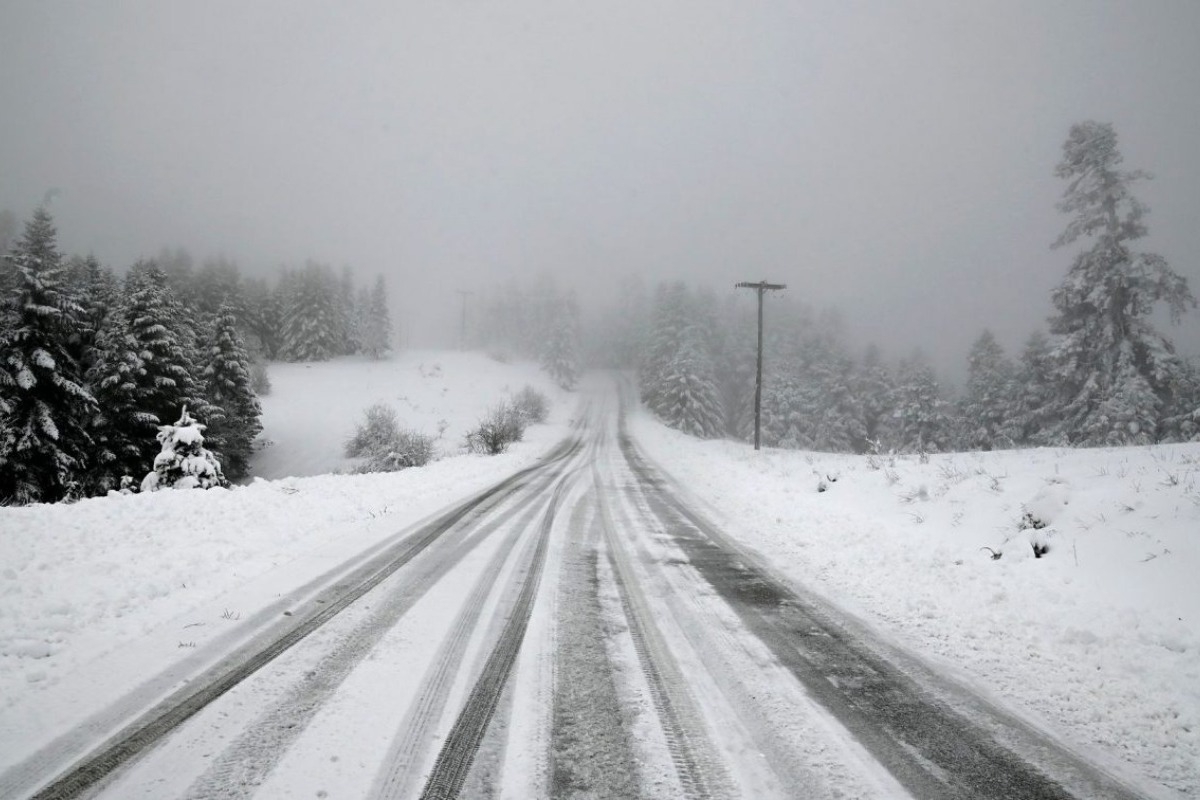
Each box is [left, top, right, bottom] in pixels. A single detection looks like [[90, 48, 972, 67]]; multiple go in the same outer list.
[[1, 357, 1197, 797], [629, 410, 1200, 797], [0, 353, 570, 744], [251, 351, 567, 479]]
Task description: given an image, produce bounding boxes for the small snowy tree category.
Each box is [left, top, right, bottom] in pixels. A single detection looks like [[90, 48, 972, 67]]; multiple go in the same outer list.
[[142, 406, 227, 491], [1047, 121, 1196, 445]]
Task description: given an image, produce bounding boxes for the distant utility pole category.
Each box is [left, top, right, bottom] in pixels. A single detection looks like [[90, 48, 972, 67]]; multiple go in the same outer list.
[[735, 280, 787, 451], [456, 290, 474, 350]]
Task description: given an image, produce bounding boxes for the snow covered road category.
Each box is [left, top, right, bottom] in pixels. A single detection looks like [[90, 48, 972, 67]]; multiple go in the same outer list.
[[1, 381, 1159, 799]]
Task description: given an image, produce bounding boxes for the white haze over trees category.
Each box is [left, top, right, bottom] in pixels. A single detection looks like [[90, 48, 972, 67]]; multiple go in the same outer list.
[[2, 2, 1199, 369], [624, 124, 1200, 450]]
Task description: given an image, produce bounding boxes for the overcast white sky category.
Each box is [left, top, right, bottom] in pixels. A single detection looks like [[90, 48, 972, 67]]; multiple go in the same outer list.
[[2, 0, 1198, 376]]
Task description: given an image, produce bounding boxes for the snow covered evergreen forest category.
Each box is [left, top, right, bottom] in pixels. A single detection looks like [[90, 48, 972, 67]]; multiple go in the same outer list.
[[0, 209, 395, 504], [1, 121, 1198, 508]]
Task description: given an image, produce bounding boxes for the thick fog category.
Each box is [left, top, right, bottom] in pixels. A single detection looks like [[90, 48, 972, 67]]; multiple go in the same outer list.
[[2, 1, 1199, 376]]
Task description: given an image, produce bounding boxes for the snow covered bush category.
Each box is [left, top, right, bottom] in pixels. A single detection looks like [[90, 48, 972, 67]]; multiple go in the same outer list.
[[465, 401, 525, 455], [141, 407, 228, 492], [512, 385, 549, 425], [345, 403, 399, 457], [344, 403, 434, 472]]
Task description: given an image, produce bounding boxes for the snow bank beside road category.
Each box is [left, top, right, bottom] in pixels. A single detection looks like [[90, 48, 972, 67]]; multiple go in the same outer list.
[[630, 410, 1200, 797], [0, 353, 569, 725]]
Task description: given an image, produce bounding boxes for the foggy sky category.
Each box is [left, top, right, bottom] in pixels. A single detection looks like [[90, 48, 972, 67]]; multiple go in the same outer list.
[[3, 1, 1199, 378]]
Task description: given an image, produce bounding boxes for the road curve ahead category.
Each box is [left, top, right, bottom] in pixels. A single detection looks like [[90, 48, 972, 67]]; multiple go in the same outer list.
[[3, 379, 1154, 799]]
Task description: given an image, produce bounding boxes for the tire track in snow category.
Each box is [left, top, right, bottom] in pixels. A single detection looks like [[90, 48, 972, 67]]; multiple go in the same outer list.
[[613, 379, 1144, 800], [11, 437, 582, 800], [592, 459, 735, 800], [369, 495, 548, 800], [417, 471, 575, 800], [181, 453, 571, 800], [547, 495, 641, 799]]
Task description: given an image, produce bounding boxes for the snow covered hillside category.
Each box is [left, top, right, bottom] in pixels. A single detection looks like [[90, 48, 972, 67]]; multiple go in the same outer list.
[[631, 411, 1200, 796], [251, 351, 567, 479], [0, 354, 570, 742]]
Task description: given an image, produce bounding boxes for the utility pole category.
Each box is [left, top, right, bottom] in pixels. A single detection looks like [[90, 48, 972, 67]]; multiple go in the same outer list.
[[456, 290, 473, 350], [735, 280, 786, 451]]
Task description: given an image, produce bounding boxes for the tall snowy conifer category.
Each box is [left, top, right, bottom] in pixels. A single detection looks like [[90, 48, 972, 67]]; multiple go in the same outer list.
[[889, 353, 952, 454], [640, 282, 689, 415], [640, 282, 724, 438], [1047, 121, 1196, 445], [242, 277, 282, 359], [359, 276, 392, 359], [202, 302, 262, 479], [89, 264, 211, 490], [798, 312, 865, 452], [0, 208, 98, 504], [657, 328, 725, 438], [959, 330, 1015, 450], [63, 254, 119, 377], [540, 290, 581, 390], [280, 262, 341, 361], [1008, 331, 1057, 445], [856, 344, 895, 451]]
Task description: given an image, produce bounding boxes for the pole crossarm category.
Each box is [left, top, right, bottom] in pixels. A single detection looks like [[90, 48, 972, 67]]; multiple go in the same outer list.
[[736, 279, 787, 451], [735, 281, 787, 292]]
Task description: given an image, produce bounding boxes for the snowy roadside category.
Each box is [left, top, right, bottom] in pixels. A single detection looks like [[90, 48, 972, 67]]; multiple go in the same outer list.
[[250, 351, 565, 480], [629, 409, 1200, 797], [0, 354, 571, 732]]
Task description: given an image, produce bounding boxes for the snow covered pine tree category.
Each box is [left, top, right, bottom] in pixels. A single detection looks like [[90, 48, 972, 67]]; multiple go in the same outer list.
[[539, 290, 581, 390], [201, 302, 263, 480], [1047, 121, 1197, 444], [0, 208, 98, 504], [89, 263, 212, 492], [142, 406, 227, 491]]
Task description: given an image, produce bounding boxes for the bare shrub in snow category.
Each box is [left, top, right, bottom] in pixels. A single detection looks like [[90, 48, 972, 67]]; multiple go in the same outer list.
[[512, 385, 549, 425], [345, 403, 434, 472], [466, 401, 525, 455], [346, 404, 400, 457]]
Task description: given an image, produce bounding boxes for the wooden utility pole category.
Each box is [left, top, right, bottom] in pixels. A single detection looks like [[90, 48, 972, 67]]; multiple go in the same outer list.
[[456, 290, 473, 350], [735, 280, 786, 450]]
